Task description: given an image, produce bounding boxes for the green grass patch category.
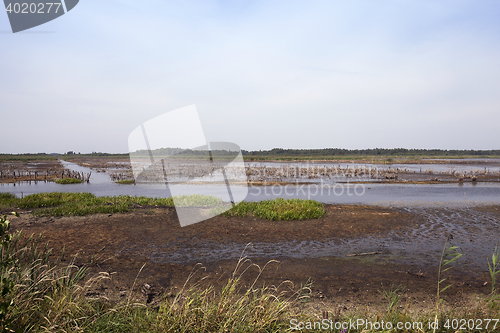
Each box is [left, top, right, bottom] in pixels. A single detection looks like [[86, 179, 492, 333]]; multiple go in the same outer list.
[[0, 153, 57, 161], [172, 194, 224, 207], [115, 179, 135, 185], [0, 192, 18, 205], [1, 193, 326, 220], [54, 178, 83, 184], [0, 192, 18, 210], [1, 192, 175, 217], [224, 198, 326, 221]]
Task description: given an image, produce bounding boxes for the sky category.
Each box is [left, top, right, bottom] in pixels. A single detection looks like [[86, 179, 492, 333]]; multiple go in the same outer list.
[[1, 0, 500, 154]]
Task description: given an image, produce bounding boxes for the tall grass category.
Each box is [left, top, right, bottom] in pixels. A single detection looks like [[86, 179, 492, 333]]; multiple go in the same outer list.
[[1, 213, 108, 331], [434, 238, 462, 332], [488, 246, 500, 295], [2, 211, 311, 332], [153, 255, 310, 333], [1, 210, 500, 332], [487, 246, 500, 308]]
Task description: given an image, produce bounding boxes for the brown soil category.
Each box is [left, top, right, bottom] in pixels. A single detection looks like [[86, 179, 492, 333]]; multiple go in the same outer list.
[[8, 204, 495, 313], [67, 157, 500, 184], [0, 160, 64, 183]]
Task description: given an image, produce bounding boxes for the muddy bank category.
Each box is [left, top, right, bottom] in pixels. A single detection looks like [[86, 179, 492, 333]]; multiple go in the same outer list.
[[0, 160, 64, 183], [69, 157, 500, 185], [8, 203, 499, 312]]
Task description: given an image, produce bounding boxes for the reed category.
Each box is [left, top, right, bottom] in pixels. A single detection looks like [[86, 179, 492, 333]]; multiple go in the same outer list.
[[488, 247, 500, 295], [434, 237, 463, 332]]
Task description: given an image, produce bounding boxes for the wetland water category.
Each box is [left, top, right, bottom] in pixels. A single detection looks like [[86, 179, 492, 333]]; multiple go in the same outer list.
[[2, 160, 499, 275], [148, 206, 500, 271], [1, 160, 500, 205]]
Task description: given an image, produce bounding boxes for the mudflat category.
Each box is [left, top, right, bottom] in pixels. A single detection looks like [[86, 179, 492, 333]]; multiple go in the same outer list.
[[9, 204, 499, 312]]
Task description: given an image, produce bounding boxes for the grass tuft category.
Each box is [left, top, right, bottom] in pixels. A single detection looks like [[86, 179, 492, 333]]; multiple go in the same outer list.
[[172, 194, 224, 207], [115, 179, 135, 185], [3, 192, 174, 217], [1, 193, 326, 221], [0, 193, 18, 209], [54, 178, 83, 184], [153, 256, 307, 333], [224, 198, 326, 221]]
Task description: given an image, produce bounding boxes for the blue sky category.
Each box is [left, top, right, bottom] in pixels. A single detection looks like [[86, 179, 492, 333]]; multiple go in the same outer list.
[[1, 0, 500, 153]]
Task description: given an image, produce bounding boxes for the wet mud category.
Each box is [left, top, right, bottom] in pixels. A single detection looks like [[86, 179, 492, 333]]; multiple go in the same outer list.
[[8, 203, 499, 311]]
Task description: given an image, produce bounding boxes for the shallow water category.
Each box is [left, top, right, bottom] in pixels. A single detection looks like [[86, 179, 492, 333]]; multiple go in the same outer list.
[[3, 160, 499, 270], [1, 160, 500, 205], [253, 160, 500, 174], [149, 206, 500, 270]]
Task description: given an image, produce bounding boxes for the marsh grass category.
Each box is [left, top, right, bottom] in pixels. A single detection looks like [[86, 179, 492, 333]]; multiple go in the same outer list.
[[1, 212, 499, 332], [2, 224, 312, 332], [379, 284, 404, 313], [1, 193, 326, 221], [115, 179, 135, 185], [433, 238, 463, 332], [224, 198, 326, 221], [0, 192, 175, 217], [173, 194, 224, 207], [54, 178, 83, 184], [152, 254, 311, 333], [488, 246, 500, 294], [1, 213, 109, 332], [487, 246, 500, 308], [0, 193, 17, 210]]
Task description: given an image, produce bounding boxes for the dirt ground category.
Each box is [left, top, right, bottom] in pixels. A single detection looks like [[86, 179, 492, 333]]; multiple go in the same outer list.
[[7, 204, 497, 314], [0, 160, 64, 183]]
